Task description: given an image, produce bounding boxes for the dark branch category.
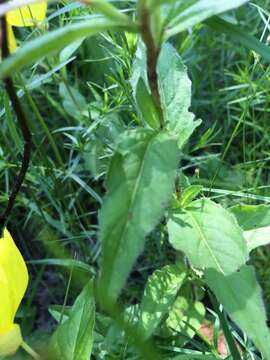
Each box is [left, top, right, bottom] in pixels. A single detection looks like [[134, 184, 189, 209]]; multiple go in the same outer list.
[[0, 14, 32, 231]]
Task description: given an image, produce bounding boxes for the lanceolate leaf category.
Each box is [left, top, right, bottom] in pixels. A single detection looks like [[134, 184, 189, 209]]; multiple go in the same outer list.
[[165, 0, 249, 39], [98, 129, 179, 303], [46, 281, 95, 360], [157, 43, 201, 147], [205, 265, 270, 360], [167, 199, 248, 275], [0, 18, 136, 81], [139, 264, 187, 339]]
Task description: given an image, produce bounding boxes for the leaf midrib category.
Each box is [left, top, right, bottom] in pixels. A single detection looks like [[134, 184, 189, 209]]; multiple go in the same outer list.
[[188, 210, 225, 274]]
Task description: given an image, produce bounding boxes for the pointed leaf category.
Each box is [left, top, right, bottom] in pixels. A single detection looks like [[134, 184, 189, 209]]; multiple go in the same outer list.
[[98, 129, 179, 303], [157, 43, 201, 147], [46, 281, 95, 360]]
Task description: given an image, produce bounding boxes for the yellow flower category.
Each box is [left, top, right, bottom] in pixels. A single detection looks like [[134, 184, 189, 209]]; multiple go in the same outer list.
[[0, 228, 29, 356], [5, 1, 47, 53]]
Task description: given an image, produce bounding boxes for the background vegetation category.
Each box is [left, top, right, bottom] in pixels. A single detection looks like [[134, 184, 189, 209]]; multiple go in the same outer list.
[[1, 0, 270, 358]]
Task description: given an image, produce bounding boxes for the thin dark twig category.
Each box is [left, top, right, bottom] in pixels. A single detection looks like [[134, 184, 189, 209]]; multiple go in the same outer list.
[[140, 6, 163, 128], [0, 13, 32, 230]]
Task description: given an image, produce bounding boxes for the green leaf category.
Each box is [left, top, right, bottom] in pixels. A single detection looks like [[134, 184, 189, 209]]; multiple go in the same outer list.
[[135, 78, 161, 129], [230, 204, 270, 252], [165, 0, 249, 39], [205, 265, 270, 360], [166, 296, 205, 345], [46, 281, 95, 360], [206, 16, 270, 62], [180, 185, 203, 208], [59, 82, 88, 120], [139, 264, 186, 339], [157, 43, 201, 147], [167, 199, 248, 275], [98, 129, 179, 303], [244, 226, 270, 252], [0, 18, 136, 81], [230, 204, 270, 230]]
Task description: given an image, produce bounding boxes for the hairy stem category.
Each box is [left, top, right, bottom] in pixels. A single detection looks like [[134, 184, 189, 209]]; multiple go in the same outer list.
[[140, 5, 163, 128]]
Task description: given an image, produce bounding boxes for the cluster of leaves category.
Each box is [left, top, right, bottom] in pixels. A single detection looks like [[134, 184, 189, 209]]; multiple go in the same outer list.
[[1, 0, 270, 360]]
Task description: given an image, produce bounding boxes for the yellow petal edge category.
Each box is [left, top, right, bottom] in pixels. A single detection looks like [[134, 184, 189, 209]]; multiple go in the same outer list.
[[7, 1, 47, 27], [0, 324, 23, 356], [0, 229, 28, 356]]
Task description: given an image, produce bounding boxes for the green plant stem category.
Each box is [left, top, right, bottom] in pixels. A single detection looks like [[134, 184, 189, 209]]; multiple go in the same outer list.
[[21, 341, 41, 360], [139, 4, 164, 128]]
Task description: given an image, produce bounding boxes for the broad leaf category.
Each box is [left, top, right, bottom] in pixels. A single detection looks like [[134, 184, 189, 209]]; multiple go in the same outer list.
[[98, 129, 179, 303], [165, 0, 249, 39], [157, 43, 201, 147], [46, 281, 95, 360], [139, 264, 186, 339], [205, 265, 270, 360], [230, 204, 270, 252], [167, 199, 248, 275]]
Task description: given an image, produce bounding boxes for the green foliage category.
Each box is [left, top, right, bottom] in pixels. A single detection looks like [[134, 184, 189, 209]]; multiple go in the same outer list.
[[157, 43, 201, 147], [168, 199, 248, 274], [1, 0, 270, 359], [206, 265, 270, 360], [166, 296, 205, 344], [98, 129, 179, 303], [138, 264, 187, 339], [46, 281, 95, 360], [231, 204, 270, 251]]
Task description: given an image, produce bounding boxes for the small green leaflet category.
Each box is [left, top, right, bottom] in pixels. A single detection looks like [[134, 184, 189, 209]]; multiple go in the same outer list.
[[167, 199, 248, 275], [157, 43, 201, 147], [138, 264, 187, 339], [205, 265, 270, 360], [46, 281, 95, 360], [98, 129, 179, 304]]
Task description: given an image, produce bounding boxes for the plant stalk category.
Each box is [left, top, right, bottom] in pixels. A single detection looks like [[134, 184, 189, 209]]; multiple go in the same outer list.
[[0, 10, 32, 230]]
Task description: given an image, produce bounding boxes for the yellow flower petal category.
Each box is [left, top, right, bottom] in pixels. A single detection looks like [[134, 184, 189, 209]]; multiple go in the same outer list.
[[7, 25, 17, 54], [7, 1, 47, 27], [0, 324, 23, 357], [0, 229, 28, 334]]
